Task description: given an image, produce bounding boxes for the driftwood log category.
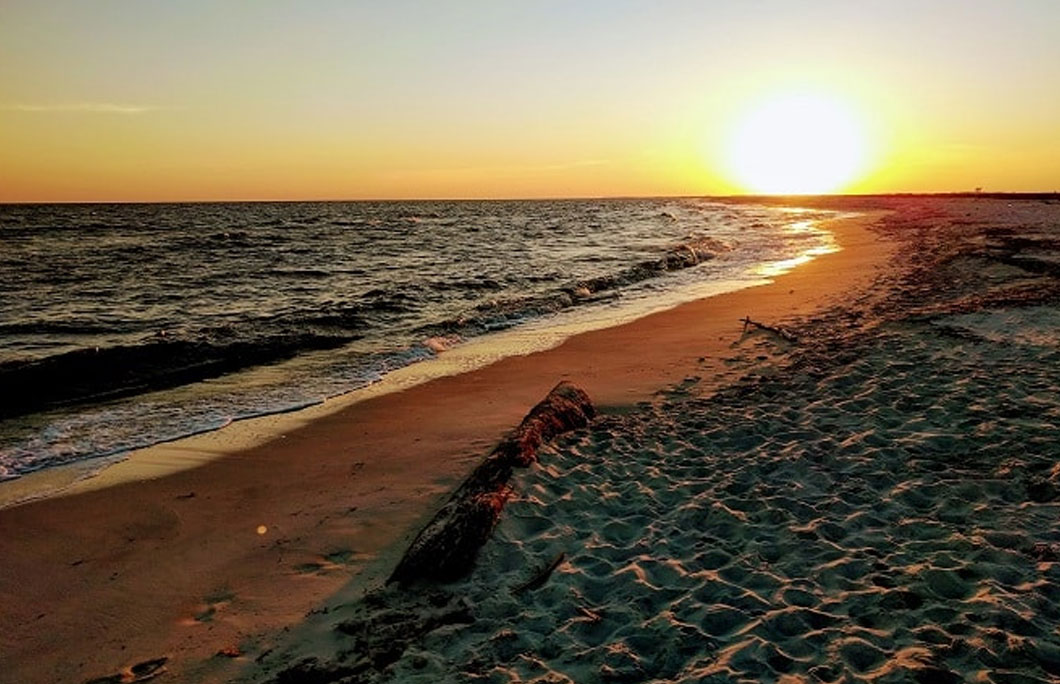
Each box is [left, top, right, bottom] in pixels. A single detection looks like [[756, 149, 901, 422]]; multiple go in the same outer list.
[[387, 381, 595, 585], [741, 316, 798, 344]]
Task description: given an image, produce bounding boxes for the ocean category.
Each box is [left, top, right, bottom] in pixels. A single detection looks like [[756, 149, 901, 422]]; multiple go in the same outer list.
[[0, 198, 838, 482]]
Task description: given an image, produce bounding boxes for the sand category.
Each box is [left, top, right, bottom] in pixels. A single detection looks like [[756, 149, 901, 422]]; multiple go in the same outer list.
[[379, 302, 1060, 683], [0, 203, 890, 684], [243, 197, 1060, 684], [375, 307, 1060, 682], [11, 196, 1057, 683]]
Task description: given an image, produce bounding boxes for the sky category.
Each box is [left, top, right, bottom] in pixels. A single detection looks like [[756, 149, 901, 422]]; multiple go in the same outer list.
[[1, 0, 1058, 202]]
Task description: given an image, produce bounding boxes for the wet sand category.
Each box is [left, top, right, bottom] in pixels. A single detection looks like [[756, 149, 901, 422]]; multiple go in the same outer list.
[[0, 206, 891, 683]]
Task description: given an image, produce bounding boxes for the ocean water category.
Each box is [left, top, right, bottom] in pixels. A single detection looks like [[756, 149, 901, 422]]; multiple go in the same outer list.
[[0, 199, 838, 481]]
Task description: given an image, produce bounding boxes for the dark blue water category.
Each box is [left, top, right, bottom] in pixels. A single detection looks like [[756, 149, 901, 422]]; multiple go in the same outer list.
[[0, 199, 837, 481]]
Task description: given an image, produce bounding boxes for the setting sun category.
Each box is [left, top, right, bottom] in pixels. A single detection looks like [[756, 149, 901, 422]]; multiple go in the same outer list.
[[725, 92, 870, 195]]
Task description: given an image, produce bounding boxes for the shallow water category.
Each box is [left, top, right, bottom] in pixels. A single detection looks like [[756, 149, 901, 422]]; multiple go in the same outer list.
[[0, 199, 836, 480]]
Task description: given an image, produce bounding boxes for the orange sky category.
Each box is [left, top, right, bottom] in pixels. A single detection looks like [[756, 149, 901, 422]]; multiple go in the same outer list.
[[2, 1, 1059, 202]]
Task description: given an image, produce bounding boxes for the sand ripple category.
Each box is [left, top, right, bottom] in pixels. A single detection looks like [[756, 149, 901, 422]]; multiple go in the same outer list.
[[385, 297, 1060, 683]]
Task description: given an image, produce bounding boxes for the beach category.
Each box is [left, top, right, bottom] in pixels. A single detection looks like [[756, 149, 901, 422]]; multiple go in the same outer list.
[[3, 196, 1059, 683], [321, 196, 1060, 684]]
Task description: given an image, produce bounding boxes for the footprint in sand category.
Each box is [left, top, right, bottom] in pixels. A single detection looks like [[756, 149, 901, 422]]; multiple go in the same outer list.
[[293, 548, 358, 575], [324, 549, 355, 565], [190, 588, 236, 624], [83, 656, 169, 684]]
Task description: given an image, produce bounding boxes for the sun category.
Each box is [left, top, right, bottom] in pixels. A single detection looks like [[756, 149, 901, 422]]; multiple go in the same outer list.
[[725, 92, 869, 195]]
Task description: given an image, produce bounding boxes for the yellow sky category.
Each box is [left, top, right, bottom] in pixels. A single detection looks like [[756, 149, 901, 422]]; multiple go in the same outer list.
[[2, 1, 1058, 202]]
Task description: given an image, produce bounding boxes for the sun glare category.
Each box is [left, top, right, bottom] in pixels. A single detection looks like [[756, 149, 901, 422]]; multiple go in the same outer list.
[[725, 92, 869, 195]]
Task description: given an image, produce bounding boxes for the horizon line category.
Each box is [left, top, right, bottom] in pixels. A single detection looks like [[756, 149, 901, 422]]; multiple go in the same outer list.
[[2, 191, 1059, 206]]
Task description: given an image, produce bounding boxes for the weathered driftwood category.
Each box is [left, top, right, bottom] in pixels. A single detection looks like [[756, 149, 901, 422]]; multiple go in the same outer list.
[[387, 381, 595, 585], [741, 316, 798, 344]]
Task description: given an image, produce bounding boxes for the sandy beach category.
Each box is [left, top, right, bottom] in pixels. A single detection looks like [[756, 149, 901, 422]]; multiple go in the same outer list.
[[0, 201, 885, 683], [4, 196, 1060, 683], [244, 196, 1060, 684], [327, 196, 1060, 684], [5, 1, 1060, 681]]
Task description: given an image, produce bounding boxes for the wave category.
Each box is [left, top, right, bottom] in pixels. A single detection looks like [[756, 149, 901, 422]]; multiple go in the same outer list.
[[0, 200, 834, 486], [0, 320, 122, 336], [415, 235, 731, 338], [0, 331, 357, 420], [0, 227, 734, 422]]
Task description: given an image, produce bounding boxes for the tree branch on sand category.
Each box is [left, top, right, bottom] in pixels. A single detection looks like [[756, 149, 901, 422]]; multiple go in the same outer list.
[[741, 316, 798, 344]]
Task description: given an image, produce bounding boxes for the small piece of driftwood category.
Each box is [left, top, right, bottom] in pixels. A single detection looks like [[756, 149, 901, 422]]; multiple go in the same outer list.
[[512, 552, 566, 595], [741, 316, 798, 344], [387, 382, 594, 585]]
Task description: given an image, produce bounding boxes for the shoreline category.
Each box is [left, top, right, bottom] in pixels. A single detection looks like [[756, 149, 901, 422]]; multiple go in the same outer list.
[[289, 196, 1060, 684], [0, 208, 841, 510], [0, 209, 893, 683], [0, 199, 834, 491]]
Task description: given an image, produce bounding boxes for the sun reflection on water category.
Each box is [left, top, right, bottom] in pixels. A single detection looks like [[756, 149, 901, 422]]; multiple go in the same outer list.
[[755, 219, 839, 277]]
